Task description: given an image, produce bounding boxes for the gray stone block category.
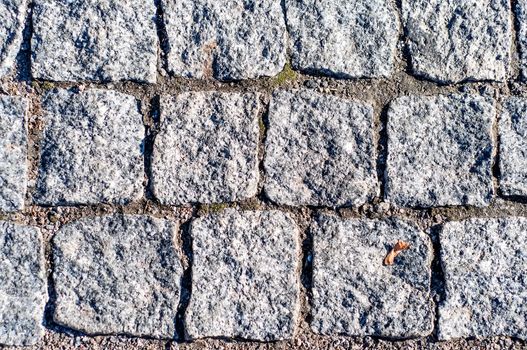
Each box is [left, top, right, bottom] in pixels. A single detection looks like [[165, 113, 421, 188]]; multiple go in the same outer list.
[[438, 217, 527, 340], [264, 90, 378, 207], [0, 221, 46, 346], [186, 209, 300, 340], [53, 214, 183, 338], [385, 94, 494, 208], [499, 97, 527, 196], [286, 0, 399, 78], [0, 0, 27, 77], [311, 215, 434, 338], [402, 0, 511, 83], [0, 96, 28, 212], [31, 0, 157, 83], [161, 0, 287, 80], [35, 89, 144, 206], [152, 92, 260, 205]]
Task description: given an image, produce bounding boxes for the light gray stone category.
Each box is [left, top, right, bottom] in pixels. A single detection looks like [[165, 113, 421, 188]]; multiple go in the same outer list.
[[285, 0, 398, 78], [152, 92, 260, 205], [161, 0, 287, 80], [31, 0, 157, 83], [0, 96, 27, 212], [499, 97, 527, 196], [311, 215, 434, 338], [186, 209, 300, 340], [438, 217, 527, 340], [53, 214, 183, 338], [35, 89, 144, 206], [264, 90, 378, 207], [385, 94, 494, 208], [0, 0, 27, 77], [402, 0, 511, 83], [0, 221, 46, 346]]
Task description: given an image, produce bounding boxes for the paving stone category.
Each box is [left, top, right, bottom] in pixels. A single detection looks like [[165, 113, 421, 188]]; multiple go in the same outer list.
[[152, 92, 260, 205], [186, 209, 299, 340], [438, 217, 527, 340], [499, 97, 527, 196], [31, 0, 157, 83], [0, 0, 28, 77], [35, 89, 144, 206], [385, 94, 494, 208], [311, 214, 434, 338], [161, 0, 287, 80], [286, 0, 399, 78], [264, 90, 377, 207], [402, 0, 511, 83], [53, 214, 183, 338], [0, 96, 28, 212], [0, 221, 46, 346]]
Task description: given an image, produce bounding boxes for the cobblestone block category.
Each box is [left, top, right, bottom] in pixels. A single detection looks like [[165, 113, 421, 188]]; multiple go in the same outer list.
[[402, 0, 511, 83], [0, 221, 46, 346], [152, 92, 260, 205], [499, 97, 527, 196], [264, 90, 378, 207], [311, 215, 434, 338], [438, 217, 527, 340], [0, 96, 28, 212], [186, 209, 299, 340], [35, 89, 144, 206], [52, 214, 183, 338], [0, 0, 27, 77], [385, 94, 494, 207], [162, 0, 287, 80], [285, 0, 398, 78], [31, 0, 157, 83]]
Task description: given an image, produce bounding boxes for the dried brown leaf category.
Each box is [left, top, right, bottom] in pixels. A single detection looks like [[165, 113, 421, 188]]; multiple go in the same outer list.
[[383, 240, 411, 266]]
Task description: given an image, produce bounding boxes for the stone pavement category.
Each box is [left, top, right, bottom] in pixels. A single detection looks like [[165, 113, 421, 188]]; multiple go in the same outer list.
[[0, 0, 527, 349]]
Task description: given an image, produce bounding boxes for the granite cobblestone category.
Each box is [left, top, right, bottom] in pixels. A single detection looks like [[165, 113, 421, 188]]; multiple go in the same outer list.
[[0, 1, 527, 348]]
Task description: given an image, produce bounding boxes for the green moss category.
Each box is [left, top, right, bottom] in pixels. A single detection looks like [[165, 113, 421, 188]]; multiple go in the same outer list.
[[31, 81, 55, 90], [271, 62, 297, 87], [198, 203, 230, 216], [258, 117, 266, 137], [41, 81, 55, 90]]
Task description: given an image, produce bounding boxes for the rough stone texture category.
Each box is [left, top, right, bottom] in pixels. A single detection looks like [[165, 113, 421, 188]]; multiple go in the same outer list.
[[0, 96, 28, 212], [0, 0, 27, 77], [499, 97, 527, 196], [402, 0, 511, 83], [152, 92, 260, 205], [186, 209, 299, 340], [161, 0, 287, 80], [0, 221, 46, 346], [311, 214, 434, 338], [35, 89, 144, 206], [385, 94, 494, 208], [31, 0, 157, 83], [264, 90, 377, 207], [53, 214, 183, 338], [438, 217, 527, 340], [286, 0, 399, 78], [515, 0, 527, 81]]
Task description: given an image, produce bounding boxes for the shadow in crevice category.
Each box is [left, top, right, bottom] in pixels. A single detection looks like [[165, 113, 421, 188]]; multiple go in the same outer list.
[[144, 95, 161, 201], [174, 217, 194, 342], [428, 224, 446, 340], [300, 213, 315, 326], [154, 0, 171, 74], [376, 104, 391, 201], [14, 0, 33, 82]]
